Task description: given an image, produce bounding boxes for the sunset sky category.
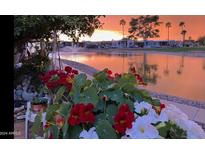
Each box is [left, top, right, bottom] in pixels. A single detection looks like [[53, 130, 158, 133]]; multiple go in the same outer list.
[[60, 15, 205, 42]]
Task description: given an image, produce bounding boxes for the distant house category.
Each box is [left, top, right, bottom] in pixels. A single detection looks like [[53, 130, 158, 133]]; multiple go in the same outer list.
[[143, 40, 177, 48], [112, 38, 135, 48], [183, 40, 199, 47], [59, 41, 72, 47]]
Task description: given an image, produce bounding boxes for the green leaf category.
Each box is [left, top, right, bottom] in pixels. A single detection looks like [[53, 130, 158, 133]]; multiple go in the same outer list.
[[95, 99, 105, 112], [96, 120, 118, 139], [57, 103, 71, 117], [117, 73, 136, 88], [68, 126, 83, 139], [46, 104, 60, 121], [62, 122, 69, 139], [51, 125, 59, 139], [93, 70, 107, 81], [156, 121, 187, 139], [101, 89, 125, 104], [55, 86, 67, 103], [122, 83, 136, 93], [156, 122, 169, 138], [31, 113, 42, 137], [95, 113, 106, 124], [106, 104, 118, 125], [73, 86, 99, 105], [74, 73, 87, 88]]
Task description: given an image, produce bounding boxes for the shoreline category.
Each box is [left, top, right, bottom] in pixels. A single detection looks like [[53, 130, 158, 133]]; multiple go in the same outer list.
[[59, 46, 205, 58]]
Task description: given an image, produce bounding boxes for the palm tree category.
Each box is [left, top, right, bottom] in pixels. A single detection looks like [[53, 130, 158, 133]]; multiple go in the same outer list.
[[179, 21, 185, 31], [165, 22, 172, 43], [179, 21, 185, 44], [120, 19, 126, 39], [181, 30, 187, 46]]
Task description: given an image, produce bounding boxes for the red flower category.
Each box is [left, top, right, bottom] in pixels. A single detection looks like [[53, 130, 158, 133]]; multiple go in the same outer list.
[[68, 104, 84, 126], [65, 66, 72, 73], [114, 73, 121, 78], [106, 69, 112, 75], [130, 67, 136, 74], [114, 104, 134, 134], [46, 80, 59, 89], [68, 103, 95, 126], [79, 103, 95, 124], [135, 74, 147, 86], [160, 103, 165, 110], [71, 69, 79, 75]]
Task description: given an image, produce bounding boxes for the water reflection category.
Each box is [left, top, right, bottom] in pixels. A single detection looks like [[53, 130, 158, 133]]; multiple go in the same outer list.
[[177, 56, 184, 75], [203, 59, 205, 70], [128, 53, 158, 84], [60, 52, 205, 101], [163, 55, 169, 76]]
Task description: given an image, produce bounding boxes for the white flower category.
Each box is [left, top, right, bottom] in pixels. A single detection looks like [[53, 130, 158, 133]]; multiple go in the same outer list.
[[126, 116, 159, 139], [134, 101, 152, 114], [144, 109, 168, 124], [79, 127, 99, 139]]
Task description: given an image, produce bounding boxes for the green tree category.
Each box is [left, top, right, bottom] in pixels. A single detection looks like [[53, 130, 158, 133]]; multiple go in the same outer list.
[[128, 15, 162, 40], [197, 36, 205, 46], [14, 15, 103, 56], [165, 22, 172, 42], [120, 19, 126, 39]]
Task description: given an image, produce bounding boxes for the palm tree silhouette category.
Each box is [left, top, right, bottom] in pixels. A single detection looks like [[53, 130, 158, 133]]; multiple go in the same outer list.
[[165, 22, 172, 43], [181, 30, 187, 46], [179, 22, 186, 46], [120, 19, 126, 39], [179, 21, 185, 31]]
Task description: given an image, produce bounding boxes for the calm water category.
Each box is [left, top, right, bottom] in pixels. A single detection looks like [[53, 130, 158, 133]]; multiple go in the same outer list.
[[60, 51, 205, 102]]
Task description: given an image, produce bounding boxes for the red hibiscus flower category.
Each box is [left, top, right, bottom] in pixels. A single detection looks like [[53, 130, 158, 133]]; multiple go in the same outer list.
[[65, 66, 72, 73], [68, 103, 84, 126], [114, 104, 134, 134]]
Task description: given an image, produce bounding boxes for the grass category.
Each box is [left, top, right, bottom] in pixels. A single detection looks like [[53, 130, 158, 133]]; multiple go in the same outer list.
[[135, 47, 205, 52], [109, 47, 205, 52]]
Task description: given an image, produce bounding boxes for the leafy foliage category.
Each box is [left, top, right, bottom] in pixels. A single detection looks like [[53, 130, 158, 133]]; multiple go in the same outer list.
[[128, 15, 162, 40], [156, 121, 187, 139], [96, 120, 118, 139]]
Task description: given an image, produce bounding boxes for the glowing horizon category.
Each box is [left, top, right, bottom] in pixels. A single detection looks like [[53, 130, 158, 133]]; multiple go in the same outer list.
[[59, 16, 205, 42], [60, 29, 124, 42]]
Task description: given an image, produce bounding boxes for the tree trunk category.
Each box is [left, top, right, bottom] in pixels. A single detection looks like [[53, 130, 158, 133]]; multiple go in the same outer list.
[[167, 27, 169, 42], [40, 39, 46, 57], [53, 31, 57, 52], [122, 25, 124, 39]]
